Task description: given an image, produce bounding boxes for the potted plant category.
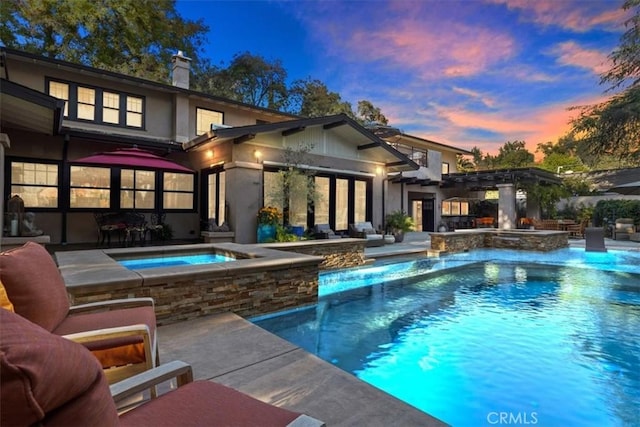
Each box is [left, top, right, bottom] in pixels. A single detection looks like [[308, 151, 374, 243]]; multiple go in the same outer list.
[[257, 206, 282, 243], [385, 210, 414, 242]]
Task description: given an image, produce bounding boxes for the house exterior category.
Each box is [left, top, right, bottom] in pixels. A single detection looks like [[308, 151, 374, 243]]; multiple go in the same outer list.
[[1, 47, 472, 246]]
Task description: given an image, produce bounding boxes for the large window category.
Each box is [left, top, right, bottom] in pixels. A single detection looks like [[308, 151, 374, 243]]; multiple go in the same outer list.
[[314, 177, 330, 225], [70, 166, 110, 208], [47, 79, 144, 128], [207, 170, 226, 225], [354, 180, 367, 223], [335, 178, 349, 230], [121, 169, 155, 209], [10, 162, 59, 208], [163, 172, 194, 209], [196, 108, 224, 135], [442, 200, 469, 216]]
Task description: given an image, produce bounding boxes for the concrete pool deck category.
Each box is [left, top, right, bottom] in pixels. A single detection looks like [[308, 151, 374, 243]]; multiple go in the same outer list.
[[158, 312, 447, 426]]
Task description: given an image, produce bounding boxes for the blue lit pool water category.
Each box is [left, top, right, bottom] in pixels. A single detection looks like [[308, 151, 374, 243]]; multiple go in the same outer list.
[[118, 253, 234, 270], [253, 249, 640, 427]]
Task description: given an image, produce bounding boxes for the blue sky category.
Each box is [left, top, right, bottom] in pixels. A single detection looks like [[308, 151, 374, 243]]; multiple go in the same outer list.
[[176, 0, 628, 157]]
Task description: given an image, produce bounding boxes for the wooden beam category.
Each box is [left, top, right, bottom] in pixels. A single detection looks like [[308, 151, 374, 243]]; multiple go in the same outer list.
[[233, 134, 255, 144], [386, 161, 407, 167], [323, 120, 347, 130], [282, 126, 305, 137], [357, 142, 379, 150]]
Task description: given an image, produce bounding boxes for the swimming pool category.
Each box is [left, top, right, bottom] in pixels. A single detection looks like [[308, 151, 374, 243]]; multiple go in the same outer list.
[[253, 249, 640, 426], [118, 253, 234, 270]]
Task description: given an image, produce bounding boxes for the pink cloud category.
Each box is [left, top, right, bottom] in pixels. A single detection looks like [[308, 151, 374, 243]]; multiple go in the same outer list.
[[452, 86, 497, 108], [550, 41, 611, 75], [489, 0, 627, 32]]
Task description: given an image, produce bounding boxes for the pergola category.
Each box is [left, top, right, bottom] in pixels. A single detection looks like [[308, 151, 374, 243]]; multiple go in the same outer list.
[[441, 168, 562, 229]]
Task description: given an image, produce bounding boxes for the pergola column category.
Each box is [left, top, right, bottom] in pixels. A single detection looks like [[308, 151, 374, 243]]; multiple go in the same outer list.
[[497, 183, 516, 229]]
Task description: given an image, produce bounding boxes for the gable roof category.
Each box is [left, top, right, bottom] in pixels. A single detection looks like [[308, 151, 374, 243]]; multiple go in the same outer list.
[[1, 47, 298, 121], [184, 113, 420, 172], [0, 78, 64, 135]]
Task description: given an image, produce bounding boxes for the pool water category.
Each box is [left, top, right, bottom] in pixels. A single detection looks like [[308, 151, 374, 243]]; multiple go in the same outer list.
[[118, 253, 234, 270], [254, 254, 640, 427]]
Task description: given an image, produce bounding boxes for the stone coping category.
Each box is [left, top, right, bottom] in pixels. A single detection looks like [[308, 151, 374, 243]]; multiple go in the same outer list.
[[56, 242, 323, 292], [260, 237, 365, 249]]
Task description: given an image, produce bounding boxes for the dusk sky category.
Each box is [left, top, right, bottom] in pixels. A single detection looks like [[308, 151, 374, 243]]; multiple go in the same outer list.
[[175, 0, 628, 157]]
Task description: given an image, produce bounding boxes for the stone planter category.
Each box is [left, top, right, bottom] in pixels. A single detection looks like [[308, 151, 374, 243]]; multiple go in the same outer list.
[[384, 234, 395, 244], [393, 231, 405, 243]]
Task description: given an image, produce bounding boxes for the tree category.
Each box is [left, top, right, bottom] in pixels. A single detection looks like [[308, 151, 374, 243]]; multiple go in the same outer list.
[[487, 140, 535, 169], [356, 100, 388, 125], [287, 78, 354, 118], [1, 0, 208, 83], [570, 0, 640, 164], [193, 52, 289, 110]]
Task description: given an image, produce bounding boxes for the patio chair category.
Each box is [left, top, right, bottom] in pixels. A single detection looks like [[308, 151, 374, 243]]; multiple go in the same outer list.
[[566, 218, 589, 238], [1, 308, 324, 427], [613, 218, 636, 240], [313, 223, 341, 239], [0, 241, 158, 384]]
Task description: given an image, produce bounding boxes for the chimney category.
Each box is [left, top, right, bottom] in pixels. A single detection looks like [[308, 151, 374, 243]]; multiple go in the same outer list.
[[171, 50, 191, 89]]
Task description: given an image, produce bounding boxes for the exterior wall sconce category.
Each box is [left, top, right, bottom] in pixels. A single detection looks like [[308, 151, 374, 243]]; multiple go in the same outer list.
[[206, 149, 214, 159], [376, 166, 384, 175], [254, 150, 262, 163]]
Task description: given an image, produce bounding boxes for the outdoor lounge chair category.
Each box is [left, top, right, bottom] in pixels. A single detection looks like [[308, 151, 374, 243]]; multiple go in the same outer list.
[[0, 241, 158, 384], [0, 308, 324, 427], [349, 221, 385, 247]]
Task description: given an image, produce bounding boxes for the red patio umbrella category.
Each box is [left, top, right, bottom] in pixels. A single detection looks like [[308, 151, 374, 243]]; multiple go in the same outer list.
[[72, 147, 193, 172]]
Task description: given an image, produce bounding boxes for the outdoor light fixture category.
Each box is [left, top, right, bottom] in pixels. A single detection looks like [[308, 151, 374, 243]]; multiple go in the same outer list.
[[206, 149, 214, 159], [376, 166, 384, 175], [254, 150, 262, 163]]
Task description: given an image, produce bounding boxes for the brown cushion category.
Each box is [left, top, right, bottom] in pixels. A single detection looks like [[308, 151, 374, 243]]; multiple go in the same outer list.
[[0, 242, 70, 331], [119, 380, 301, 427], [0, 309, 118, 426], [53, 306, 156, 368]]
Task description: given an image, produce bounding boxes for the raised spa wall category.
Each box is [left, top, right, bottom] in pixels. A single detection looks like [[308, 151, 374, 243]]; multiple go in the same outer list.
[[430, 229, 569, 253], [56, 239, 366, 325]]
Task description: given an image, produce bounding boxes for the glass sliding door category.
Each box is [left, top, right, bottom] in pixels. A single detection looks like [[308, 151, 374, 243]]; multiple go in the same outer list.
[[314, 176, 330, 225], [335, 178, 349, 230]]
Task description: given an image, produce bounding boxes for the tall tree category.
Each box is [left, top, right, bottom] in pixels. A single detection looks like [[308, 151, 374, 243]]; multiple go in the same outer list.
[[487, 140, 535, 169], [1, 0, 208, 83], [570, 0, 640, 164], [287, 78, 354, 118], [193, 52, 289, 110], [357, 100, 388, 125]]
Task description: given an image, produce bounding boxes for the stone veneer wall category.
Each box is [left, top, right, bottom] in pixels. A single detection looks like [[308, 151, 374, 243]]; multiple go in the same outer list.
[[430, 230, 568, 253], [262, 238, 367, 270], [60, 243, 323, 325]]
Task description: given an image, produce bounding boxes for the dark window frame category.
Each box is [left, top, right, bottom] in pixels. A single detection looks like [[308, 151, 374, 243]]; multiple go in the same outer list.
[[46, 77, 146, 130]]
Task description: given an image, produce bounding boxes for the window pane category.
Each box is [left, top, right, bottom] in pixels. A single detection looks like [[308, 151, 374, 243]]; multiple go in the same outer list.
[[442, 162, 450, 174], [163, 173, 192, 191], [71, 188, 110, 208], [121, 169, 134, 188], [126, 111, 142, 127], [70, 166, 110, 208], [289, 174, 307, 227], [11, 162, 59, 208], [77, 87, 95, 120], [461, 202, 469, 215], [126, 96, 143, 127], [196, 108, 223, 135], [354, 180, 367, 223], [103, 92, 120, 124], [442, 201, 451, 215], [49, 81, 69, 116], [136, 170, 155, 189], [163, 192, 193, 209], [314, 176, 329, 225], [263, 171, 282, 214], [335, 179, 348, 230], [135, 191, 155, 209]]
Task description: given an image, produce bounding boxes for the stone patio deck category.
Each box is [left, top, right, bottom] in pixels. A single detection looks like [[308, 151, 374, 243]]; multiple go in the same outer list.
[[158, 312, 447, 427]]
